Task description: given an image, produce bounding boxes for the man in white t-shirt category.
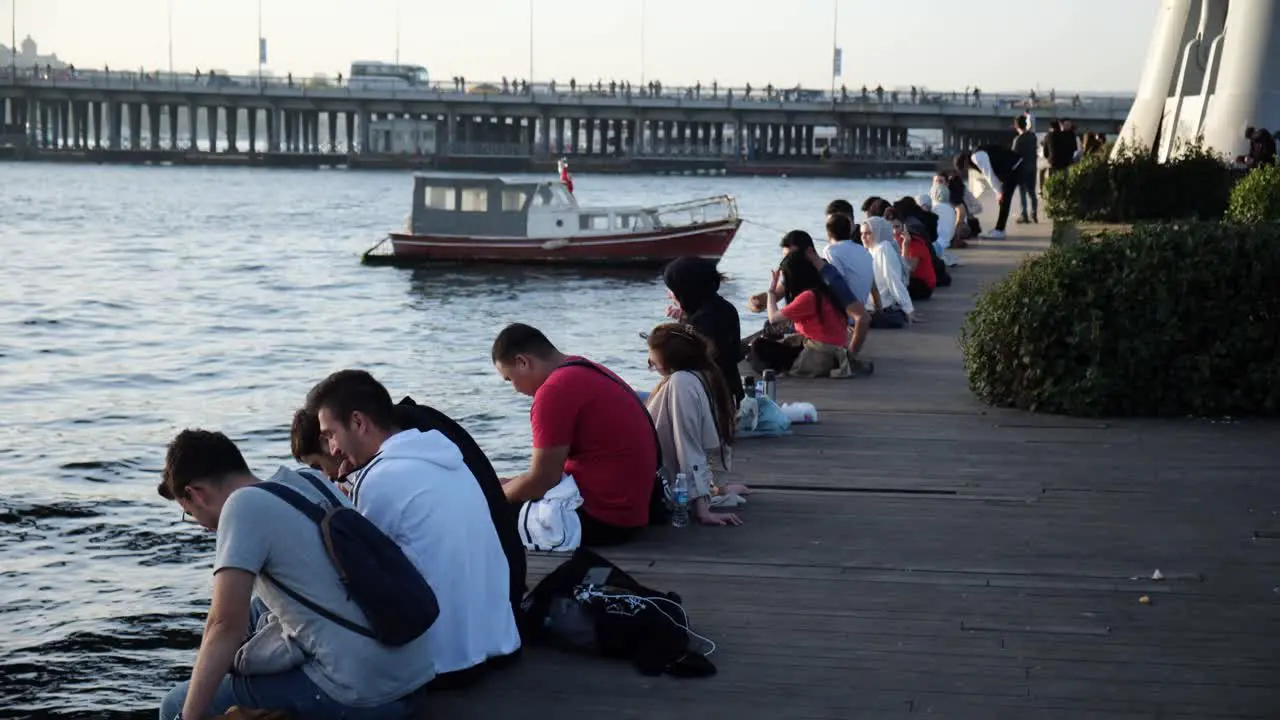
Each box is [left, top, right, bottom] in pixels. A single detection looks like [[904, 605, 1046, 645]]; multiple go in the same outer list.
[[305, 369, 522, 687], [821, 202, 877, 359]]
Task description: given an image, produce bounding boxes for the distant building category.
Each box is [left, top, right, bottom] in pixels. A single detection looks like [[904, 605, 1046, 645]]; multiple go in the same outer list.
[[1, 36, 68, 69]]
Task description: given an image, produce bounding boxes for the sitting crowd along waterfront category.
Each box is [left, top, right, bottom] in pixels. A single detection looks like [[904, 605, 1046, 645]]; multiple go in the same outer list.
[[154, 167, 999, 716]]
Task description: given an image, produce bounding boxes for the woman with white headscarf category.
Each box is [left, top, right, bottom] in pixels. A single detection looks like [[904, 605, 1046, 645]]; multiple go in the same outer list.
[[860, 216, 916, 328]]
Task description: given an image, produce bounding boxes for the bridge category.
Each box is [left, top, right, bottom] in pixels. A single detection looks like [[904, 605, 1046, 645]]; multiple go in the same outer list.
[[0, 69, 1133, 176]]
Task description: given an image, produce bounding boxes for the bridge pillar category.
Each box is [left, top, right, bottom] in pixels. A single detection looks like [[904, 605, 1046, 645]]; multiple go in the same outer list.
[[265, 108, 277, 152], [358, 109, 371, 153], [90, 102, 102, 150], [327, 111, 337, 152], [70, 102, 80, 149], [164, 105, 176, 150], [186, 104, 198, 150], [245, 109, 258, 154], [284, 110, 295, 152], [714, 123, 724, 156], [443, 112, 456, 153], [208, 106, 220, 152], [147, 104, 161, 151], [229, 107, 241, 153], [107, 101, 120, 150], [124, 103, 139, 150], [51, 102, 63, 149]]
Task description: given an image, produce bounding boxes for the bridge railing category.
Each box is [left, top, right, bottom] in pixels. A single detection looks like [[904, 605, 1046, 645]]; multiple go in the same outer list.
[[0, 67, 1134, 117]]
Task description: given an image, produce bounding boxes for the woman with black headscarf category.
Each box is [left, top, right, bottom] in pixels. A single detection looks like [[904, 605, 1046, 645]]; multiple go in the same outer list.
[[662, 257, 744, 406]]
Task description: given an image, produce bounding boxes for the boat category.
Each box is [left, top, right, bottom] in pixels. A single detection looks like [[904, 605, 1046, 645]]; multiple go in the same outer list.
[[362, 165, 742, 267]]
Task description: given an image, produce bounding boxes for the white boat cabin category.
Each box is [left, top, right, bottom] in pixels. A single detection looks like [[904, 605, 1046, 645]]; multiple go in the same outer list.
[[407, 173, 736, 239]]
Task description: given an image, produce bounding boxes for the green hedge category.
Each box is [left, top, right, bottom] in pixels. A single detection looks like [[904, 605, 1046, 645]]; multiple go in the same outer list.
[[1227, 164, 1280, 224], [960, 222, 1280, 417], [1044, 142, 1233, 223]]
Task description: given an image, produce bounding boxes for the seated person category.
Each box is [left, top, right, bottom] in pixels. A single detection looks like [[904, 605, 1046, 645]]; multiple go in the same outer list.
[[644, 323, 748, 527], [662, 256, 744, 407], [156, 429, 434, 720], [304, 371, 521, 685], [860, 216, 917, 326], [290, 402, 527, 624], [888, 214, 937, 301], [752, 249, 855, 378], [490, 323, 659, 547], [820, 209, 877, 361]]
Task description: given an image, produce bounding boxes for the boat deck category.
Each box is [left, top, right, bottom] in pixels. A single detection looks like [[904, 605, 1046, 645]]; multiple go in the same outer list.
[[424, 224, 1280, 719]]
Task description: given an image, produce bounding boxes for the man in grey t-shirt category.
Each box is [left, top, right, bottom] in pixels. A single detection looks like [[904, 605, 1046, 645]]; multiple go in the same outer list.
[[156, 429, 433, 720]]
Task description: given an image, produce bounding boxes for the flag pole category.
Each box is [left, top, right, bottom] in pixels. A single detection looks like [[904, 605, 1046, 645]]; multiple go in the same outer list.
[[829, 0, 838, 99]]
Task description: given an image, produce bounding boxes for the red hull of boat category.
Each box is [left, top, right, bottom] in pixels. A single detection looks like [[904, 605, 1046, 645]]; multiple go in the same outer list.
[[385, 220, 741, 266]]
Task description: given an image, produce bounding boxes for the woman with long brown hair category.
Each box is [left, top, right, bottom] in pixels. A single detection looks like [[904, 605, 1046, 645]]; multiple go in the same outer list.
[[645, 323, 749, 526]]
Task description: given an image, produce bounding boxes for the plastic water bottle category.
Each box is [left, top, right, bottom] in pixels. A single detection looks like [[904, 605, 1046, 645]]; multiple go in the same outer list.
[[763, 369, 778, 402], [671, 472, 690, 528]]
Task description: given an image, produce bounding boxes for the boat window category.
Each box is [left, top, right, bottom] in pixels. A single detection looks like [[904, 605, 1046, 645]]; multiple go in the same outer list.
[[616, 214, 635, 229], [579, 214, 612, 231], [501, 189, 528, 212], [460, 188, 489, 212], [423, 185, 456, 211]]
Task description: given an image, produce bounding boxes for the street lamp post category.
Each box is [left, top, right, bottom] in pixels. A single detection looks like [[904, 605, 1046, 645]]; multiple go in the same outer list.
[[10, 0, 16, 79], [527, 0, 534, 85], [167, 0, 174, 79], [394, 0, 401, 65], [256, 0, 263, 85], [639, 0, 646, 87]]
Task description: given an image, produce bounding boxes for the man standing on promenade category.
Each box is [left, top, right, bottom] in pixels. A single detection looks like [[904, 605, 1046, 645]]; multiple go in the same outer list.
[[1012, 115, 1040, 224]]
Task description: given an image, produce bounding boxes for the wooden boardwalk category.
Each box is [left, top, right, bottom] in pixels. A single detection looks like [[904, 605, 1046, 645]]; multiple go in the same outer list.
[[427, 225, 1280, 719]]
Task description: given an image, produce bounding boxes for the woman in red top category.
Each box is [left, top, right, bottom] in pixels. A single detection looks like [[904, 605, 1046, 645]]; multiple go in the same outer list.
[[890, 216, 937, 301], [761, 249, 855, 378]]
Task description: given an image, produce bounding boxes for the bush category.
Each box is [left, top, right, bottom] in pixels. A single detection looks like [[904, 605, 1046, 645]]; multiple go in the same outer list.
[[960, 222, 1280, 417], [1044, 140, 1233, 223], [1227, 164, 1280, 224]]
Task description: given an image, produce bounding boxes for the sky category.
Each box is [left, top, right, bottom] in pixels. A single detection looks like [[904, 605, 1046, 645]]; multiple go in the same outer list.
[[10, 0, 1158, 92]]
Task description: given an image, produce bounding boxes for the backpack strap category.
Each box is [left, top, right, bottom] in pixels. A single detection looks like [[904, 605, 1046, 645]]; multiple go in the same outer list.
[[556, 359, 662, 472], [253, 482, 377, 641]]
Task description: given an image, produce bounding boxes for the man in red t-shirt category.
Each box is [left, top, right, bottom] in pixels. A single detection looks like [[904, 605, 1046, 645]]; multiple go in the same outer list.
[[491, 323, 658, 546]]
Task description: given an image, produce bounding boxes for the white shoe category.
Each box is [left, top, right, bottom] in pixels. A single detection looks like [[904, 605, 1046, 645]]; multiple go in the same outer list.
[[984, 229, 1007, 240], [941, 250, 961, 267]]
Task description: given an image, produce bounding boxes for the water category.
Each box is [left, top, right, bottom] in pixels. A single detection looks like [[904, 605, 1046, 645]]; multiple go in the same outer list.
[[0, 162, 928, 715]]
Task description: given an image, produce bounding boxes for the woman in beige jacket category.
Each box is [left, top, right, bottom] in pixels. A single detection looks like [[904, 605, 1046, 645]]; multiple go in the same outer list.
[[644, 323, 749, 526]]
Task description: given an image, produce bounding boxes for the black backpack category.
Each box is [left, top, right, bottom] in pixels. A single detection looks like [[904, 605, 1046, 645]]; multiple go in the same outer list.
[[520, 548, 715, 678], [556, 359, 670, 526], [256, 471, 440, 647]]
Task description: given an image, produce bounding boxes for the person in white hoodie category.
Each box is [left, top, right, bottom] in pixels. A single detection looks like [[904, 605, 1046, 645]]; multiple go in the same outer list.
[[860, 216, 917, 326], [305, 370, 521, 688]]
